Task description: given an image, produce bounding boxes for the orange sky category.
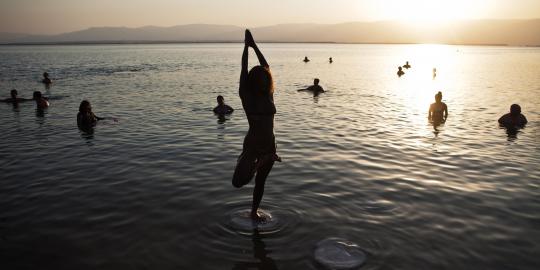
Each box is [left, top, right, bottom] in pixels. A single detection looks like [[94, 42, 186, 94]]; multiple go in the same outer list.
[[1, 0, 539, 34]]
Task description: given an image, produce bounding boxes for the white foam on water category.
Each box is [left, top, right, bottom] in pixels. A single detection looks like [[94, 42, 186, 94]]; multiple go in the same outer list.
[[314, 238, 366, 269]]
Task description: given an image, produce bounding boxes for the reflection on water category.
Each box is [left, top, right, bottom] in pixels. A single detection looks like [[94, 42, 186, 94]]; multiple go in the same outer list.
[[232, 230, 278, 270], [0, 44, 539, 270]]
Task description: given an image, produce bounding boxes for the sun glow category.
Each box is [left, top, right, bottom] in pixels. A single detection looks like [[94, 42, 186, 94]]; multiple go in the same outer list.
[[379, 0, 486, 24]]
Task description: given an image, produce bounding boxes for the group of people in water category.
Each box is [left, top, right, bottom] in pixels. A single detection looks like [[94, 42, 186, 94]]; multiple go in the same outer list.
[[303, 56, 333, 63], [396, 60, 437, 79], [1, 30, 530, 222]]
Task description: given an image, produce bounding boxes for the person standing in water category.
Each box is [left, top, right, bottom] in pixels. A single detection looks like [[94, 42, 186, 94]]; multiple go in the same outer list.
[[232, 29, 281, 221], [428, 91, 448, 126], [1, 89, 31, 103], [432, 68, 437, 79], [77, 100, 105, 128], [42, 72, 52, 84], [33, 91, 49, 110], [397, 66, 405, 77], [403, 61, 411, 69], [303, 56, 310, 63], [329, 57, 333, 63], [213, 95, 234, 115], [298, 78, 325, 95], [498, 104, 527, 129]]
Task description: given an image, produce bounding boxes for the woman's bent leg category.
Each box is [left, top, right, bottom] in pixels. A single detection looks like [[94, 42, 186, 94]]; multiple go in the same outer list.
[[232, 151, 258, 188]]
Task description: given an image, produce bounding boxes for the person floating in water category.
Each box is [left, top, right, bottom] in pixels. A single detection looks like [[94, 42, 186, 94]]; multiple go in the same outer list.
[[432, 68, 437, 79], [232, 29, 281, 222], [329, 57, 333, 63], [428, 91, 448, 126], [1, 89, 31, 103], [33, 91, 49, 109], [42, 72, 52, 84], [298, 78, 325, 95], [213, 95, 234, 115], [303, 56, 310, 63], [397, 66, 405, 77], [403, 61, 411, 69], [498, 104, 527, 129]]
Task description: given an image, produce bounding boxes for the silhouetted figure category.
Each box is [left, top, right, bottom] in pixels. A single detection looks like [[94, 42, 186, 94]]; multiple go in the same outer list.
[[428, 91, 448, 126], [303, 56, 310, 63], [213, 95, 234, 115], [498, 104, 527, 130], [33, 91, 49, 110], [42, 72, 52, 84], [1, 89, 31, 103], [77, 100, 106, 129], [432, 68, 437, 79], [397, 66, 405, 77], [298, 78, 325, 95], [403, 61, 411, 69], [329, 57, 333, 63], [232, 29, 281, 222]]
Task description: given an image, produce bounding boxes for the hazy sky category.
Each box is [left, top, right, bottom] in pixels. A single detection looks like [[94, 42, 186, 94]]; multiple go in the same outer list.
[[1, 0, 540, 34]]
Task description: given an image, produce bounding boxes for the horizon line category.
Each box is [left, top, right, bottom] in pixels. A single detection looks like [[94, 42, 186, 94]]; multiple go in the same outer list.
[[2, 18, 540, 36]]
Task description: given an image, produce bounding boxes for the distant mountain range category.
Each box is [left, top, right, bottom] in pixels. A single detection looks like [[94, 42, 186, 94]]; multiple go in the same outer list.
[[1, 20, 539, 46]]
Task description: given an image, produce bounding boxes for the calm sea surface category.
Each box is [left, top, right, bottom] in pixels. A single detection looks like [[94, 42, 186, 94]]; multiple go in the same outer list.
[[1, 44, 539, 270]]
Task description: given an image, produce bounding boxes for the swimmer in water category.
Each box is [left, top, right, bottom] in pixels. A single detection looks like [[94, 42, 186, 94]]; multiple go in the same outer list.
[[498, 104, 527, 129], [428, 91, 448, 126], [329, 57, 333, 63], [77, 100, 105, 129], [42, 72, 52, 84], [397, 66, 405, 77], [403, 61, 411, 69], [232, 29, 281, 222], [213, 95, 234, 115], [33, 91, 49, 109], [432, 68, 437, 79], [1, 89, 32, 103], [303, 56, 310, 63], [298, 78, 325, 95]]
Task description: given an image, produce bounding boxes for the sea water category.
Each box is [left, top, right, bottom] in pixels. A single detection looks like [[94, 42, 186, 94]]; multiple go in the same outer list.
[[1, 44, 539, 269]]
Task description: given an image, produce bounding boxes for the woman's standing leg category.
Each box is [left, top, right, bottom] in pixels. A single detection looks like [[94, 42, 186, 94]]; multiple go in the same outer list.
[[251, 159, 275, 219]]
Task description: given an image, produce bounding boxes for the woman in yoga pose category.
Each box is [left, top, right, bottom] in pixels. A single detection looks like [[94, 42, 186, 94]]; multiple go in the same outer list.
[[232, 30, 280, 221]]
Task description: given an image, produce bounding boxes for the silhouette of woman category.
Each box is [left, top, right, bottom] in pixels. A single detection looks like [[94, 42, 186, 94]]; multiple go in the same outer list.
[[232, 30, 281, 221]]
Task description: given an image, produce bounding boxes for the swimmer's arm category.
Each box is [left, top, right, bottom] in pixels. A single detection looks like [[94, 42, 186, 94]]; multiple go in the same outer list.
[[227, 105, 234, 113], [298, 85, 314, 91], [428, 105, 433, 120]]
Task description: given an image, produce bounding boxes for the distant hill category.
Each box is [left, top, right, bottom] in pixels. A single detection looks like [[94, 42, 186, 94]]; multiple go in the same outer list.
[[1, 20, 539, 46]]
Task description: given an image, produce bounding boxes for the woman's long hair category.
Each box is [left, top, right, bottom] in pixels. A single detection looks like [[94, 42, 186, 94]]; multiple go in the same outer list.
[[247, 65, 274, 96]]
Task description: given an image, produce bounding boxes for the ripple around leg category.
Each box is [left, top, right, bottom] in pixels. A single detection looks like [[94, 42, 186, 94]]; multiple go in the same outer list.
[[314, 238, 367, 269], [220, 201, 302, 236]]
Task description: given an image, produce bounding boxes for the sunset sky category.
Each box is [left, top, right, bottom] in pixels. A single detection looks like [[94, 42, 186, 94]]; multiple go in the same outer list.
[[1, 0, 539, 34]]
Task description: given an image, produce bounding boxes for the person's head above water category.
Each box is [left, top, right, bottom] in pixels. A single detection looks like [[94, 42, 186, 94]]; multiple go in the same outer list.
[[248, 65, 274, 96], [217, 95, 225, 105], [79, 100, 92, 113], [314, 78, 320, 85], [43, 72, 49, 78], [435, 91, 442, 102], [33, 91, 42, 100], [510, 104, 521, 116], [398, 66, 403, 71], [10, 89, 18, 99]]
